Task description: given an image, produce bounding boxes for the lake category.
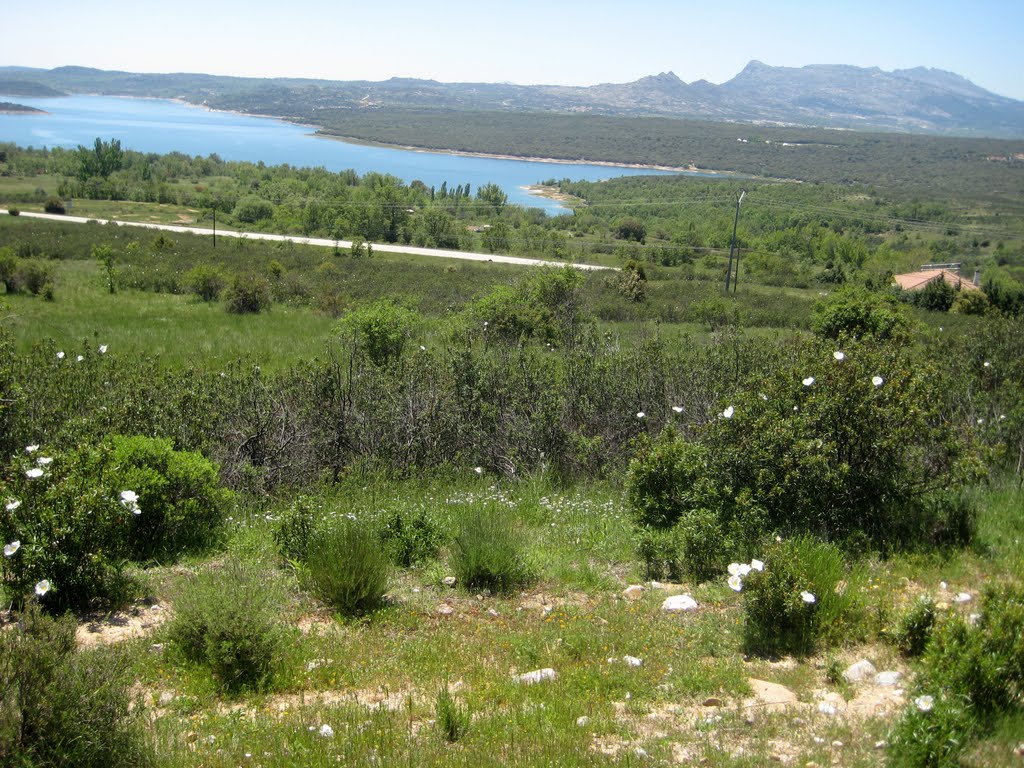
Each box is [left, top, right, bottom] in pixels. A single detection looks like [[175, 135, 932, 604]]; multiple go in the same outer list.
[[0, 94, 690, 212]]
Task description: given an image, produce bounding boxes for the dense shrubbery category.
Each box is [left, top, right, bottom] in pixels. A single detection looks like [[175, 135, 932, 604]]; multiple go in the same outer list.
[[301, 516, 390, 614], [626, 338, 984, 576], [452, 505, 533, 593], [812, 286, 913, 342], [0, 605, 153, 766], [338, 299, 420, 367], [888, 584, 1024, 767]]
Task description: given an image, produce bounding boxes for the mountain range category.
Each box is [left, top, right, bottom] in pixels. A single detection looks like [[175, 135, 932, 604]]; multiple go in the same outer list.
[[1, 61, 1023, 138]]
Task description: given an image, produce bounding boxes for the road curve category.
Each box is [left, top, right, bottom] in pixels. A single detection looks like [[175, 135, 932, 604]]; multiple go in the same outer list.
[[1, 210, 614, 272]]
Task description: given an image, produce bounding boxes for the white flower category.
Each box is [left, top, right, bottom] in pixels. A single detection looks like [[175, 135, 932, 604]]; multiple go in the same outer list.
[[4, 541, 20, 557], [722, 406, 734, 419], [318, 724, 334, 738], [672, 405, 684, 413], [35, 579, 50, 596], [759, 393, 768, 401], [56, 351, 65, 360], [473, 467, 483, 475], [5, 499, 20, 512], [419, 345, 426, 351], [983, 361, 991, 368], [99, 345, 108, 354], [728, 562, 743, 576], [727, 574, 743, 592], [25, 444, 39, 453], [803, 376, 815, 387], [914, 695, 934, 712], [801, 591, 816, 604], [25, 468, 44, 479], [76, 355, 84, 362], [120, 490, 139, 504], [37, 457, 52, 466], [750, 559, 764, 572], [636, 411, 645, 419], [872, 376, 884, 387], [737, 563, 752, 576], [833, 351, 845, 361]]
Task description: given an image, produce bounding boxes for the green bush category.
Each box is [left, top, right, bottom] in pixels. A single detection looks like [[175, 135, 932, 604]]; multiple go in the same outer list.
[[273, 495, 322, 563], [18, 260, 53, 296], [379, 507, 443, 567], [435, 685, 469, 743], [452, 506, 533, 594], [889, 584, 1024, 767], [0, 247, 17, 293], [302, 517, 390, 614], [42, 197, 65, 215], [626, 434, 719, 530], [1, 444, 136, 613], [232, 195, 274, 223], [338, 299, 419, 367], [893, 596, 938, 658], [186, 263, 228, 302], [740, 537, 863, 657], [106, 435, 229, 560], [812, 286, 913, 342], [167, 557, 288, 693], [0, 605, 153, 767], [224, 273, 272, 314]]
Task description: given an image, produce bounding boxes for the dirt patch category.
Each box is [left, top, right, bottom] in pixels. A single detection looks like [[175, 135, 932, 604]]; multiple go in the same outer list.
[[76, 602, 168, 648]]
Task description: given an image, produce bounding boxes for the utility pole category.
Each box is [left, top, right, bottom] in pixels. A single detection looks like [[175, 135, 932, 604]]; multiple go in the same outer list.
[[724, 190, 746, 293]]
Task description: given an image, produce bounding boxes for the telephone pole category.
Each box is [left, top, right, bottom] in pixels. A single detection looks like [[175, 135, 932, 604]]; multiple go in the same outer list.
[[724, 190, 746, 293]]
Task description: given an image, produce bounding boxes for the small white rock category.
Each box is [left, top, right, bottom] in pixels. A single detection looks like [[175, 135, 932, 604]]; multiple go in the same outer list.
[[436, 604, 454, 616], [576, 716, 590, 727], [442, 576, 457, 587], [843, 659, 877, 684], [319, 724, 334, 738], [622, 585, 646, 600], [874, 671, 902, 686], [661, 594, 698, 612], [817, 702, 838, 716], [515, 668, 557, 685], [953, 592, 972, 603], [623, 655, 643, 667]]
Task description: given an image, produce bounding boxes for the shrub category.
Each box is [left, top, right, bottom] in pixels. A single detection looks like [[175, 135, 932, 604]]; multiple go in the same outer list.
[[0, 604, 153, 767], [0, 247, 17, 293], [435, 685, 469, 743], [6, 208, 17, 216], [232, 195, 274, 223], [379, 507, 443, 567], [18, 260, 53, 296], [740, 537, 863, 657], [42, 197, 65, 215], [452, 505, 533, 594], [186, 264, 228, 302], [949, 289, 990, 316], [273, 495, 322, 563], [889, 583, 1024, 767], [627, 434, 720, 530], [224, 273, 272, 314], [0, 444, 137, 613], [105, 435, 229, 561], [338, 299, 420, 367], [167, 557, 288, 693], [302, 517, 390, 614], [893, 596, 938, 658], [812, 286, 913, 342]]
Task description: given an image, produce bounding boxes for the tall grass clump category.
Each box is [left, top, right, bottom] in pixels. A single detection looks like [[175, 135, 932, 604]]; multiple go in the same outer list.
[[739, 537, 864, 657], [0, 604, 153, 767], [452, 505, 533, 593], [302, 516, 390, 615], [167, 556, 290, 693], [889, 583, 1024, 768], [434, 685, 470, 743]]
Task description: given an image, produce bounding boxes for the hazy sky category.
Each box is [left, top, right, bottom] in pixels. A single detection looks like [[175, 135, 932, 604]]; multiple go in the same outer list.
[[6, 0, 1024, 100]]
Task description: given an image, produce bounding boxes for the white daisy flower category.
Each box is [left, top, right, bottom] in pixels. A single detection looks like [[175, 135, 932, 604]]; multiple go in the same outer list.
[[801, 591, 816, 604]]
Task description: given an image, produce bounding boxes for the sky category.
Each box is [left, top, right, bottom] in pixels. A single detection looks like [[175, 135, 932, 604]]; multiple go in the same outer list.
[[6, 0, 1024, 101]]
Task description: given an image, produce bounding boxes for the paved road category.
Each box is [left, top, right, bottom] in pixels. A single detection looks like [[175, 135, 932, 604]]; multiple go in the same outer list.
[[1, 210, 614, 272]]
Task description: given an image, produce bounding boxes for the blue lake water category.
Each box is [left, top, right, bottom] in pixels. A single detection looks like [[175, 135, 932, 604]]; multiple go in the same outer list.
[[0, 94, 692, 212]]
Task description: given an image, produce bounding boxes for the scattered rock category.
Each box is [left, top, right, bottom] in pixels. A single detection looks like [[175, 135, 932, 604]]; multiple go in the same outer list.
[[831, 741, 844, 748], [634, 746, 648, 758], [487, 608, 500, 617], [843, 659, 877, 684], [158, 691, 175, 706], [622, 585, 646, 600], [1014, 742, 1024, 756], [515, 668, 557, 685], [623, 655, 643, 667], [874, 671, 902, 686], [576, 715, 590, 727], [436, 604, 454, 616], [442, 576, 457, 587], [149, 642, 164, 653], [874, 741, 887, 750], [318, 723, 334, 738], [702, 697, 723, 707], [953, 592, 972, 603], [746, 679, 799, 712], [661, 594, 698, 612], [818, 702, 838, 716]]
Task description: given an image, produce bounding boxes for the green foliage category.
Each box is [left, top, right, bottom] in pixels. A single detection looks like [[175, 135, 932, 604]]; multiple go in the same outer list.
[[76, 138, 124, 181], [302, 517, 390, 614], [452, 505, 533, 594], [0, 444, 136, 613], [42, 197, 65, 215], [0, 604, 153, 767], [273, 495, 322, 563], [949, 289, 990, 316], [740, 537, 863, 657], [0, 246, 16, 293], [467, 267, 585, 345], [893, 596, 938, 658], [232, 195, 275, 223], [889, 583, 1024, 767], [626, 434, 718, 530], [224, 272, 272, 314], [167, 556, 289, 693], [434, 685, 469, 743], [379, 507, 443, 567], [105, 435, 229, 560], [186, 263, 228, 302], [909, 278, 956, 312], [338, 299, 419, 367], [18, 260, 54, 296], [812, 286, 913, 342]]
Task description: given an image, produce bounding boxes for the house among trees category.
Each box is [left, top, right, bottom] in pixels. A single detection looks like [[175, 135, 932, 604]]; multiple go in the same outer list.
[[893, 264, 981, 293]]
